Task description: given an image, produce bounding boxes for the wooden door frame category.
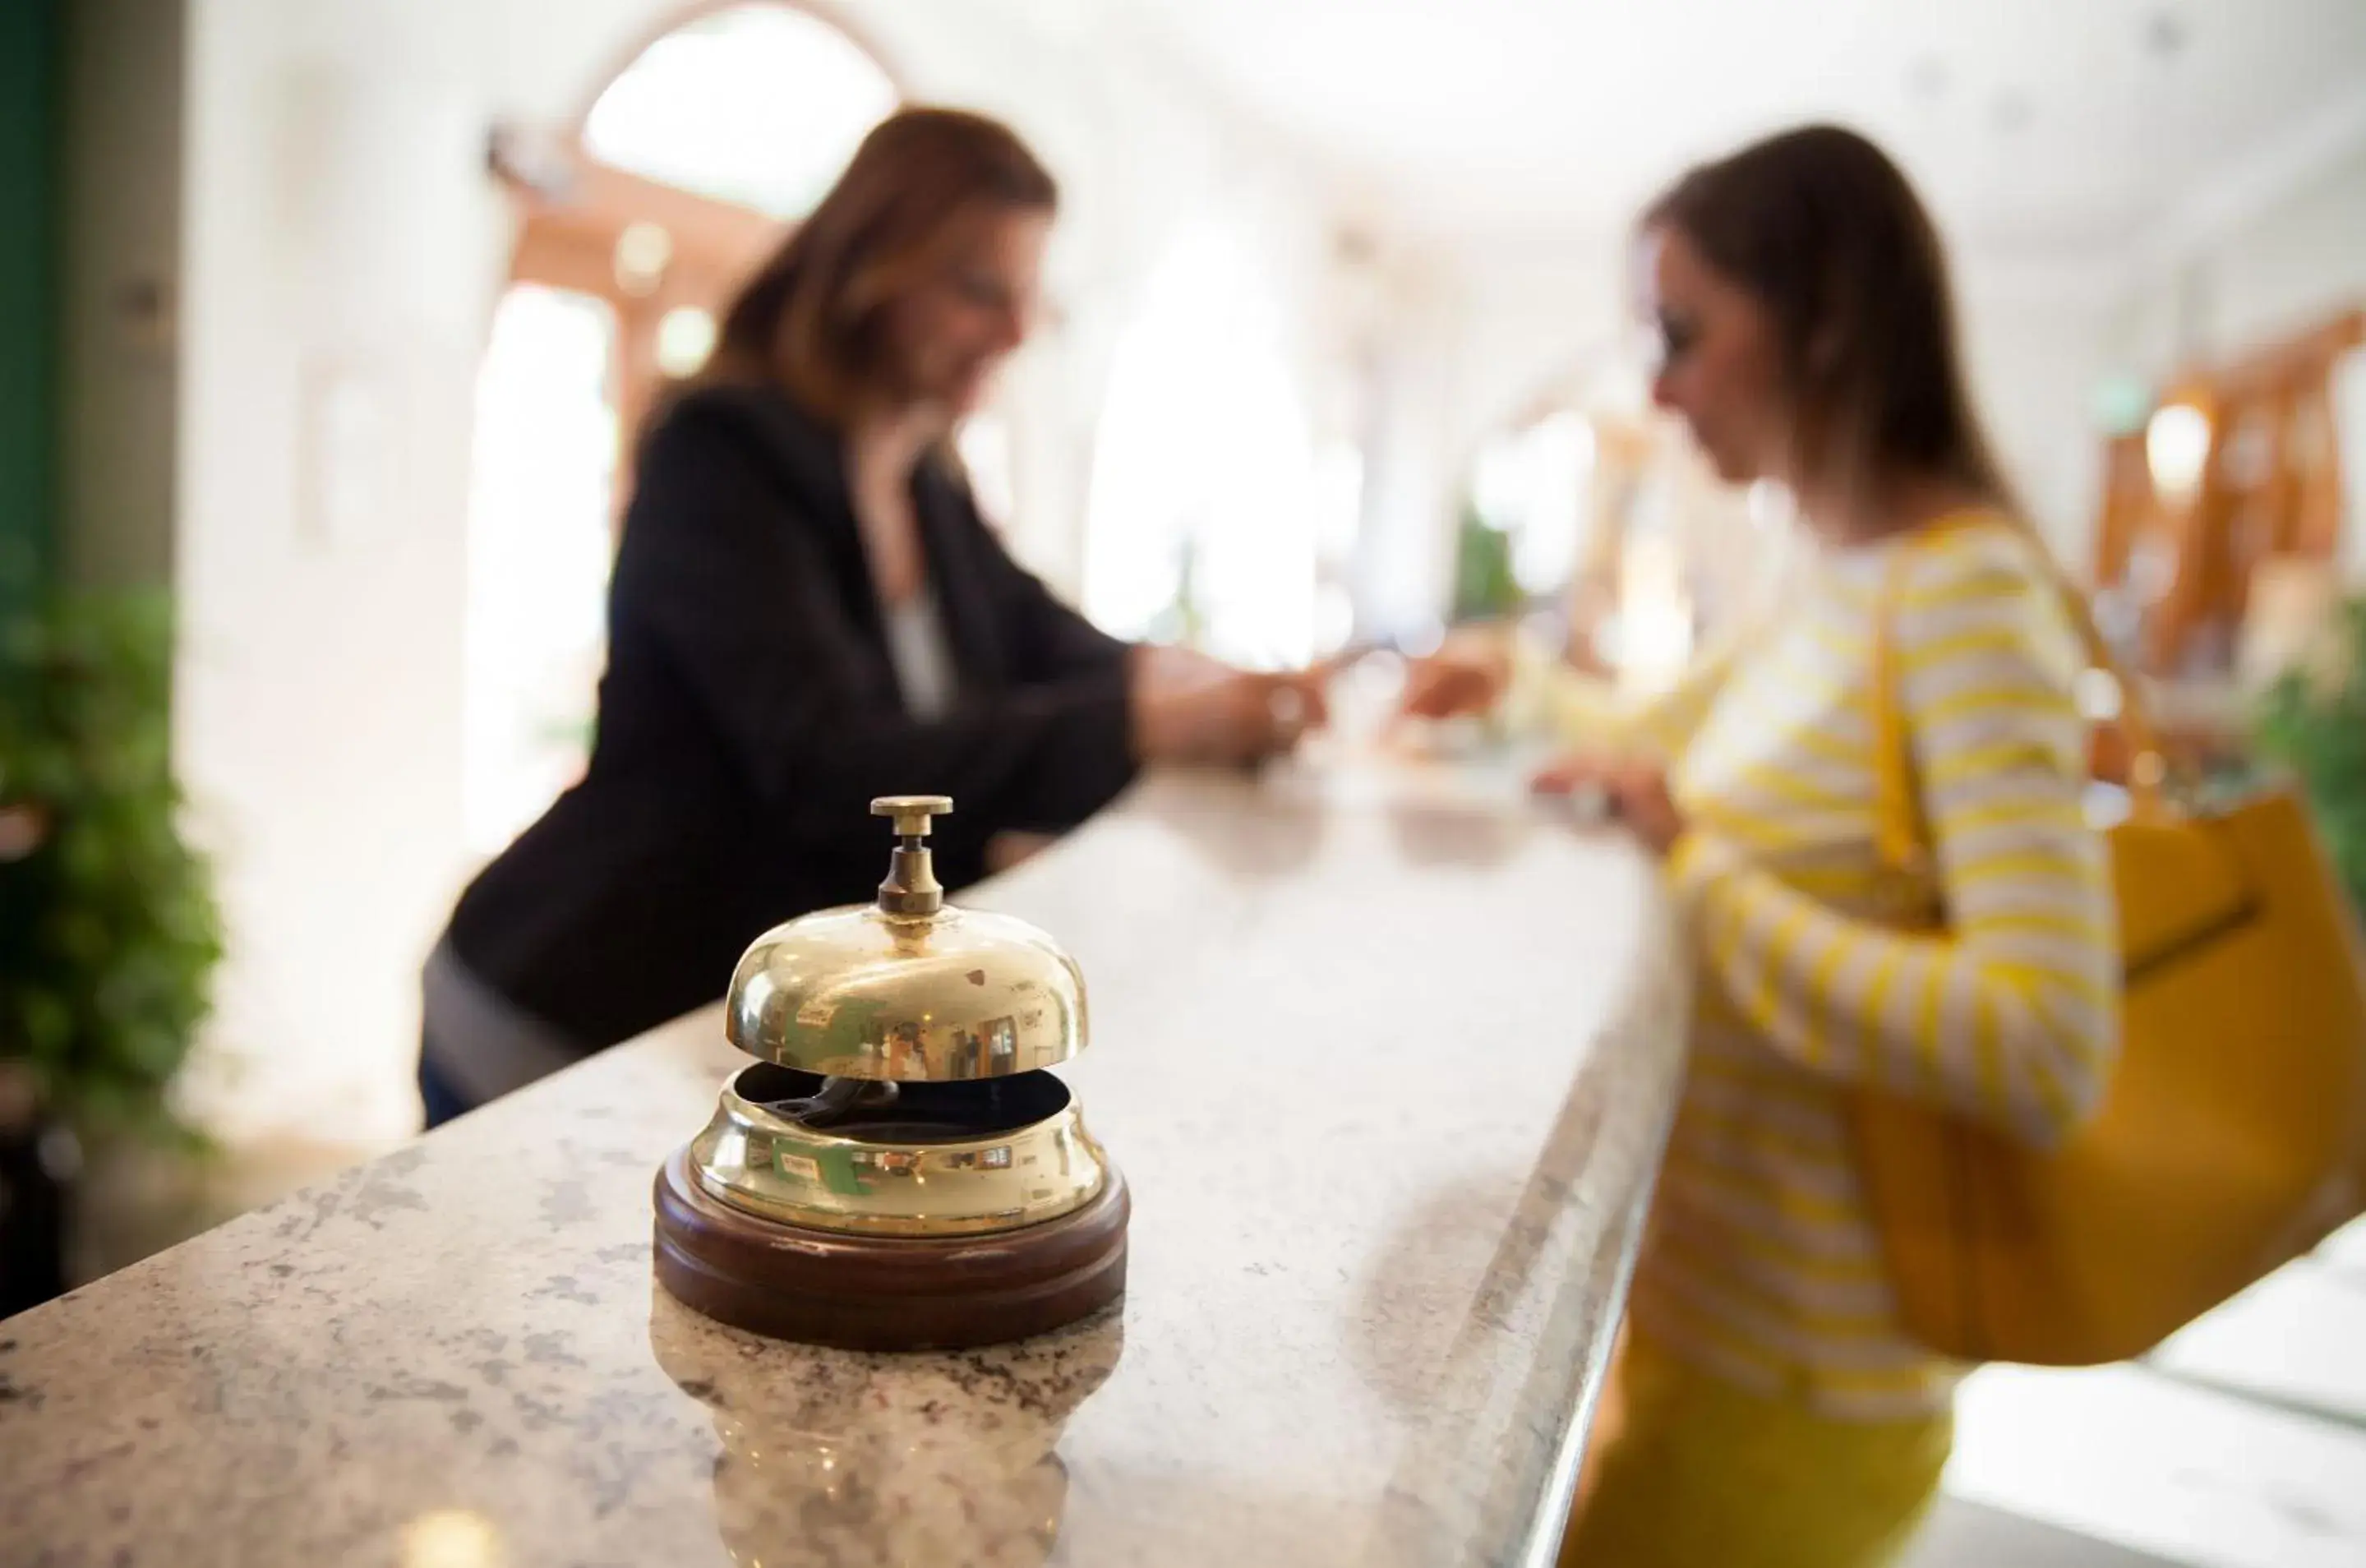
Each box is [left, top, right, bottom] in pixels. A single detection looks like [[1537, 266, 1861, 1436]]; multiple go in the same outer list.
[[2096, 307, 2362, 677]]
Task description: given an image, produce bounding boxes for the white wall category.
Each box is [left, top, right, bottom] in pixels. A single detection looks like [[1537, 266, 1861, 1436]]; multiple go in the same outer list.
[[1956, 272, 2113, 570], [176, 0, 511, 1139], [1432, 231, 1634, 455], [173, 0, 1354, 1141], [1414, 224, 2116, 577], [1350, 254, 1470, 641], [2105, 141, 2366, 377]]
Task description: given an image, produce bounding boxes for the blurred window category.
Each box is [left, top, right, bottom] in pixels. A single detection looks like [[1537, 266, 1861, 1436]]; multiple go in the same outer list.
[[1082, 225, 1362, 667], [583, 3, 894, 221], [463, 287, 620, 852]]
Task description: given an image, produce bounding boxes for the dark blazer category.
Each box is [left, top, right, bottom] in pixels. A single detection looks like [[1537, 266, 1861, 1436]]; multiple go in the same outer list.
[[443, 381, 1137, 1050]]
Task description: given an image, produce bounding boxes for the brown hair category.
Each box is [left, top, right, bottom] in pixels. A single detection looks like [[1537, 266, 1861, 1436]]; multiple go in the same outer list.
[[710, 107, 1057, 422], [1645, 124, 2010, 506]]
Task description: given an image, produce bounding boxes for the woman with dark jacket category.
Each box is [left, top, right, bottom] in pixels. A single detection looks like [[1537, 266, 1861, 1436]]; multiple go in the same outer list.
[[420, 108, 1317, 1125]]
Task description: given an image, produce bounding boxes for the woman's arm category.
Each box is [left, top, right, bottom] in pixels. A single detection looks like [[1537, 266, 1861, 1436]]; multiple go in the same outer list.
[[1502, 624, 1744, 758], [1672, 537, 2117, 1146], [1400, 624, 1740, 757]]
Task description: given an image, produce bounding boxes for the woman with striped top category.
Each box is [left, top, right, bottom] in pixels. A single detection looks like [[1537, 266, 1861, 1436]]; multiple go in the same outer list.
[[1408, 126, 2117, 1566]]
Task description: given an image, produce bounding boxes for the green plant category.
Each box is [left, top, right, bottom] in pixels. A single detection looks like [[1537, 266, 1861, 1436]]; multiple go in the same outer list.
[[0, 590, 221, 1146], [2254, 593, 2366, 919], [1451, 501, 1520, 624], [1146, 534, 1208, 648]]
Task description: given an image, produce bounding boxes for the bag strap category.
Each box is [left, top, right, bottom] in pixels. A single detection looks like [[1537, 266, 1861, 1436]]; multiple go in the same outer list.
[[1869, 545, 1928, 875], [1869, 511, 2168, 875]]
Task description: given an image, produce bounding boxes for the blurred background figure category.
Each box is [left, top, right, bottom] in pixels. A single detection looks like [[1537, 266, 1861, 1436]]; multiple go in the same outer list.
[[422, 108, 1319, 1124], [7, 4, 2366, 1561]]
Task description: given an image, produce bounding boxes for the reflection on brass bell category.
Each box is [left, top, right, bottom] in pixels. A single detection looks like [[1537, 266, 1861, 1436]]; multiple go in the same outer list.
[[653, 796, 1129, 1350]]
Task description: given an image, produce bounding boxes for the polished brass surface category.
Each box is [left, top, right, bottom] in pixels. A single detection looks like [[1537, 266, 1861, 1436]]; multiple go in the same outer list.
[[873, 795, 952, 917], [694, 792, 1109, 1244], [724, 902, 1087, 1079], [872, 794, 955, 832], [724, 795, 1089, 1078], [689, 1063, 1109, 1237]]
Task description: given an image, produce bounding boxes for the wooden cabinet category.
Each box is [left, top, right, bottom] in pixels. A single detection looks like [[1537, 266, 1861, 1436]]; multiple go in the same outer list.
[[2097, 309, 2361, 680]]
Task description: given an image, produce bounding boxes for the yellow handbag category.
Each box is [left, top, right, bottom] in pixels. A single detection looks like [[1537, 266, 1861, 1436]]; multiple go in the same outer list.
[[1852, 533, 2366, 1366]]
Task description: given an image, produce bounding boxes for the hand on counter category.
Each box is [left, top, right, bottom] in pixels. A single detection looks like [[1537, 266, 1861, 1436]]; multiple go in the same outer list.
[[1397, 628, 1512, 722], [1533, 753, 1688, 857], [1128, 644, 1330, 768]]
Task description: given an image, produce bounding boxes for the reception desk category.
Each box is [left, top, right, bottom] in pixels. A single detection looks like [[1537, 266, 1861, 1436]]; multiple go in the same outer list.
[[0, 766, 1690, 1567]]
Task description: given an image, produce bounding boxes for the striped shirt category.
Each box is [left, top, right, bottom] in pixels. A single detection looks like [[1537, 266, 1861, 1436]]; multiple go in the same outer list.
[[1526, 512, 2118, 1418]]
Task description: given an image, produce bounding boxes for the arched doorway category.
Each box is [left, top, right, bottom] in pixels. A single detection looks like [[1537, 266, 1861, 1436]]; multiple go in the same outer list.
[[462, 2, 897, 855]]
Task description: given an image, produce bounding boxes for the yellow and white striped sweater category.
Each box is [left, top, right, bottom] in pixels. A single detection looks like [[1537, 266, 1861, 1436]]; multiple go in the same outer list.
[[1529, 513, 2118, 1420]]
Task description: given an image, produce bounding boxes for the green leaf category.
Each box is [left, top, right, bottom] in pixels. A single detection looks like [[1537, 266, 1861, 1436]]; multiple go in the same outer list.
[[1, 588, 221, 1145], [2253, 593, 2366, 922]]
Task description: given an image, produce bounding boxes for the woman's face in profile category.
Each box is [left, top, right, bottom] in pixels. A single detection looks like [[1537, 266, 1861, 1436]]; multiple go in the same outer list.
[[887, 206, 1049, 418], [1642, 224, 1789, 486]]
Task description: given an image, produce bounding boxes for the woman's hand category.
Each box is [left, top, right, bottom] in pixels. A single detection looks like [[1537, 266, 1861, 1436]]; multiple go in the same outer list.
[[1532, 754, 1688, 857], [1129, 648, 1328, 766], [1606, 763, 1688, 857], [1398, 630, 1511, 722]]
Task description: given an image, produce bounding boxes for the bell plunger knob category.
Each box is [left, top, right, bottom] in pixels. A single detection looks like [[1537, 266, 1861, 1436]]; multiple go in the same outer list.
[[873, 795, 952, 917]]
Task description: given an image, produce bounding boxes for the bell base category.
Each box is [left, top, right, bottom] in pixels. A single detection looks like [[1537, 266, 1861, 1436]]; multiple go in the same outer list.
[[652, 1146, 1128, 1351]]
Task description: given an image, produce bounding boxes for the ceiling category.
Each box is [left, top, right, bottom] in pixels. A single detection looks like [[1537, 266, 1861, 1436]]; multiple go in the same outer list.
[[1123, 0, 2366, 262]]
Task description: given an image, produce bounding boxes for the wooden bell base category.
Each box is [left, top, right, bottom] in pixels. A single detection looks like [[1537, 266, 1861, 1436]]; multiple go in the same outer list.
[[652, 1146, 1129, 1351]]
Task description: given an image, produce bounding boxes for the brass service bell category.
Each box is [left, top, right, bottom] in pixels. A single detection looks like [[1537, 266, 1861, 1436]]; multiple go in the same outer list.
[[652, 796, 1129, 1350]]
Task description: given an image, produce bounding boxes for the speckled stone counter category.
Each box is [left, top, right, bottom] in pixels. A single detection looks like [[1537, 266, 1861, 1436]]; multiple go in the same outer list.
[[0, 766, 1690, 1568]]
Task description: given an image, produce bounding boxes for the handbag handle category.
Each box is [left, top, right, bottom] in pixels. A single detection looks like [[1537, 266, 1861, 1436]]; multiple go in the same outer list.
[[1870, 513, 2169, 874]]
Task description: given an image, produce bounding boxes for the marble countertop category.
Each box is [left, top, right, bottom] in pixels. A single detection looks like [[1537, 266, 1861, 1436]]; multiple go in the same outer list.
[[0, 764, 1690, 1568]]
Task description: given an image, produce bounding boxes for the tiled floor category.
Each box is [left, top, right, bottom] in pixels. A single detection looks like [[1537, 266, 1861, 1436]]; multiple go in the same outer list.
[[1921, 1222, 2366, 1568], [1908, 1499, 2184, 1567]]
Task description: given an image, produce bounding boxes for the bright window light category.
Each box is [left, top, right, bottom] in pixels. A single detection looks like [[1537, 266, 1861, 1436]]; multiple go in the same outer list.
[[2145, 403, 2211, 502], [1470, 409, 1599, 598], [1082, 225, 1328, 669], [654, 305, 717, 378], [463, 285, 618, 854], [583, 3, 896, 220]]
